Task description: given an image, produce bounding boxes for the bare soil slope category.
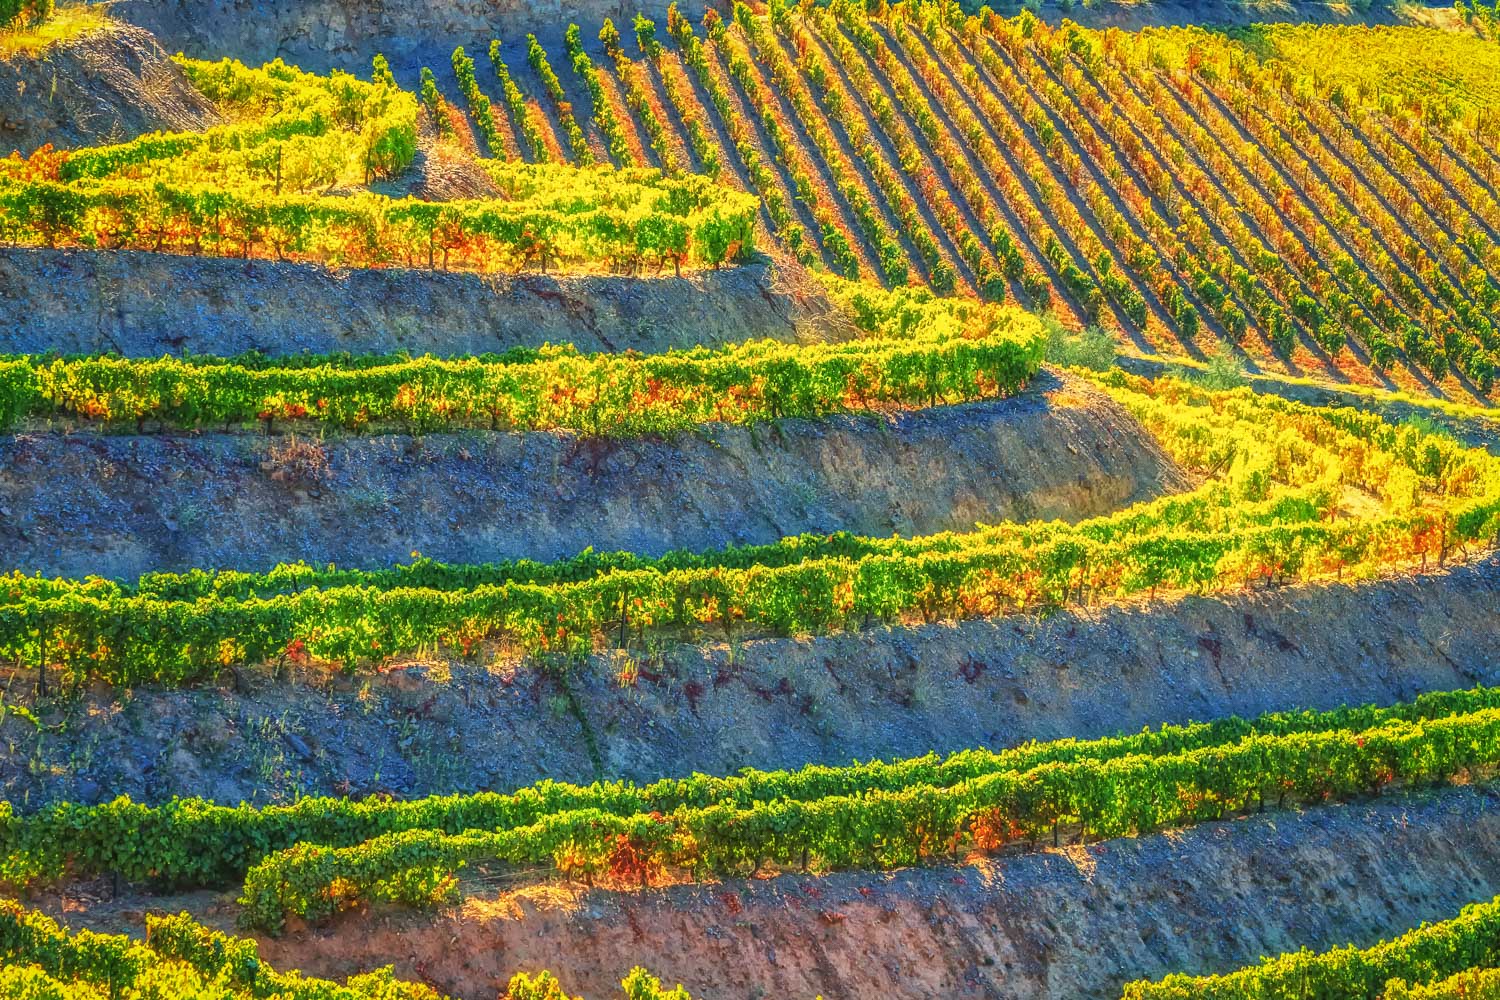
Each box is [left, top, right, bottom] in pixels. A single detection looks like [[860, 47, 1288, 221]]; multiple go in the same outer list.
[[0, 21, 218, 157], [3, 553, 1493, 808], [105, 0, 1416, 71], [109, 0, 718, 69], [264, 788, 1500, 1000], [0, 249, 853, 358], [0, 371, 1180, 579]]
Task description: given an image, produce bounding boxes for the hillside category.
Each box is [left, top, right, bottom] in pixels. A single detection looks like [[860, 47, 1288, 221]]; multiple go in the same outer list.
[[1, 4, 1499, 1000], [391, 6, 1500, 406], [0, 12, 218, 154]]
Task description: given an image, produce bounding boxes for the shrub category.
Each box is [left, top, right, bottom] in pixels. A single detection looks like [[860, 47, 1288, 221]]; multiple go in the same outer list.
[[1197, 350, 1251, 391], [1042, 317, 1117, 371]]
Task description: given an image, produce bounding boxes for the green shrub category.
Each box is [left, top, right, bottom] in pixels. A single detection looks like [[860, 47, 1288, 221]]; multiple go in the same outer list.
[[1042, 317, 1118, 371]]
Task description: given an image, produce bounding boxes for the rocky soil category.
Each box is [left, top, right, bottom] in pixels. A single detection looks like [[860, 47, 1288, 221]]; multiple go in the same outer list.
[[104, 0, 1411, 72], [0, 249, 852, 359], [2, 551, 1493, 809], [0, 20, 218, 157], [41, 787, 1500, 1000], [110, 0, 723, 70], [0, 370, 1180, 579]]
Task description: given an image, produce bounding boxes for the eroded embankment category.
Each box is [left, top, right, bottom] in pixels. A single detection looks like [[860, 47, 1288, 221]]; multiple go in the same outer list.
[[0, 250, 851, 358], [0, 21, 219, 157], [49, 787, 1495, 1000], [0, 371, 1176, 579], [108, 0, 718, 69], [2, 553, 1494, 808], [103, 0, 1407, 72]]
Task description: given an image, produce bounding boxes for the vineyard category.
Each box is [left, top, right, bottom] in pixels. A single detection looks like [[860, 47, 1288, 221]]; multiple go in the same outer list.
[[3, 367, 1497, 687], [398, 4, 1500, 407], [3, 1, 1500, 999], [0, 54, 758, 272]]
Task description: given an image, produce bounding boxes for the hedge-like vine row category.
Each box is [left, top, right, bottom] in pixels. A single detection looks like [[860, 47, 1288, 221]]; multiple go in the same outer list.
[[1383, 968, 1500, 1000], [565, 23, 640, 167], [3, 687, 1493, 892], [666, 6, 817, 267], [0, 0, 51, 30], [237, 709, 1500, 931], [0, 900, 690, 1000], [0, 305, 1042, 433], [637, 16, 724, 179], [489, 40, 551, 162], [0, 901, 441, 1000], [1121, 894, 1500, 999], [452, 46, 506, 157], [600, 18, 681, 174], [527, 33, 593, 164]]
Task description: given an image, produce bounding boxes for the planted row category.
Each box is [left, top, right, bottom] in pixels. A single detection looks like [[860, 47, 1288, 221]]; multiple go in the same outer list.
[[0, 0, 51, 29], [0, 900, 442, 1000], [0, 899, 693, 1000], [1122, 893, 1500, 999], [0, 308, 1042, 433], [453, 46, 507, 157], [0, 175, 757, 274], [5, 686, 1495, 891], [238, 709, 1500, 931]]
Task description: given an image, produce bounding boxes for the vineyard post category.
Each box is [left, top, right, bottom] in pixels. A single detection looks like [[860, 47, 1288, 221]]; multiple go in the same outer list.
[[36, 629, 46, 699], [618, 590, 629, 648]]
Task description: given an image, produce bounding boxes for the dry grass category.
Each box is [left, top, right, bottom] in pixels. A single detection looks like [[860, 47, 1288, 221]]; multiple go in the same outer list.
[[259, 435, 332, 487], [0, 5, 108, 60]]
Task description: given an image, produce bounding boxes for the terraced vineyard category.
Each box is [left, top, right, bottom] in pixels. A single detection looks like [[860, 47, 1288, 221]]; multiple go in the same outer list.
[[2, 1, 1500, 999], [420, 5, 1500, 405]]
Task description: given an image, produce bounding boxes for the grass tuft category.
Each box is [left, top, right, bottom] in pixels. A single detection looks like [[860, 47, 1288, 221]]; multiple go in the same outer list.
[[0, 4, 107, 60]]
